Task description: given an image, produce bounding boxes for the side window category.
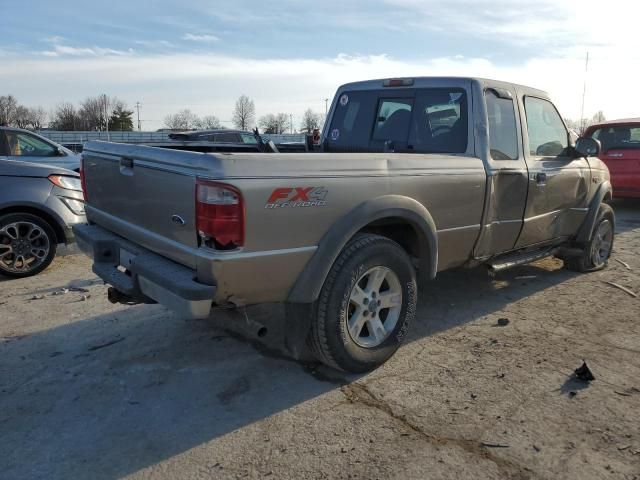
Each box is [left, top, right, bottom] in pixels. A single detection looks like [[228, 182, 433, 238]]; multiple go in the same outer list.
[[485, 90, 519, 160], [240, 134, 258, 144], [524, 97, 568, 157], [0, 132, 8, 156], [214, 133, 240, 143], [372, 99, 413, 143], [6, 132, 57, 157]]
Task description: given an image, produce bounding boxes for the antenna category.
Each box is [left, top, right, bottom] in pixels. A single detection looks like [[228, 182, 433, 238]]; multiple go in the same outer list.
[[580, 51, 589, 133]]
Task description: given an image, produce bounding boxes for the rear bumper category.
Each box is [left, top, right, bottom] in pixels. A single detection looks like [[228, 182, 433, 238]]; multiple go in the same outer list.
[[73, 223, 215, 319]]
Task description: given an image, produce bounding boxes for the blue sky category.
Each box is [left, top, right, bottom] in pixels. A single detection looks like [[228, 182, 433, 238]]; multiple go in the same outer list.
[[1, 0, 638, 129]]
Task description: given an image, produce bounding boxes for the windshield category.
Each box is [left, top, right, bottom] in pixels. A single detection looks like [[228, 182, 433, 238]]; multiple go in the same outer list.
[[590, 125, 640, 151], [327, 88, 468, 154]]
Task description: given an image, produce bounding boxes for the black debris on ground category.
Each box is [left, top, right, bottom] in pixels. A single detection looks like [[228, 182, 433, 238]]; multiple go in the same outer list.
[[497, 318, 510, 327], [575, 361, 595, 382]]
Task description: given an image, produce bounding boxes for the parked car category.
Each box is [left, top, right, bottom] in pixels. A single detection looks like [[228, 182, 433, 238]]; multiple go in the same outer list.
[[0, 159, 85, 278], [74, 77, 612, 372], [164, 129, 307, 153], [0, 127, 81, 172], [161, 129, 264, 153], [585, 119, 640, 198]]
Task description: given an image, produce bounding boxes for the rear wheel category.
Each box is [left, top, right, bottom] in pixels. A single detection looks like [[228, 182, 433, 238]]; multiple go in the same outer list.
[[309, 234, 417, 372], [565, 204, 614, 272], [0, 213, 57, 278]]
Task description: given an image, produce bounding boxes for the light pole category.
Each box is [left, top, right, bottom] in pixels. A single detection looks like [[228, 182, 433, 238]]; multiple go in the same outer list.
[[136, 102, 141, 131]]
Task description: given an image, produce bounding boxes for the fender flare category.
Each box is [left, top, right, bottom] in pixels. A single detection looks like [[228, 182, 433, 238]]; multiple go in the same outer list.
[[575, 180, 613, 243], [287, 195, 438, 304]]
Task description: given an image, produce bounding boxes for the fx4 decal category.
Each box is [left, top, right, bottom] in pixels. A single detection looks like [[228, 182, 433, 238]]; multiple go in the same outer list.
[[265, 187, 328, 209]]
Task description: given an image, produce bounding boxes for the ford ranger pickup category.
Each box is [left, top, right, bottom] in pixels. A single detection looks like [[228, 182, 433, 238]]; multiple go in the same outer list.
[[74, 77, 613, 372]]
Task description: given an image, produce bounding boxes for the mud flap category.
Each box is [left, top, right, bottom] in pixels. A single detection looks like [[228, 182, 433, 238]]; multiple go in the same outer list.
[[284, 302, 316, 362]]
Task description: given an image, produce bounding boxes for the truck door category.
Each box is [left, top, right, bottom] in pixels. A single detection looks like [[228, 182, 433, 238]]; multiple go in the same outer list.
[[473, 87, 529, 258], [514, 96, 590, 248]]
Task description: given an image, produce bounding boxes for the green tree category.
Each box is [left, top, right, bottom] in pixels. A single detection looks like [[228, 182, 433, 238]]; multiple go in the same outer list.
[[109, 103, 134, 131]]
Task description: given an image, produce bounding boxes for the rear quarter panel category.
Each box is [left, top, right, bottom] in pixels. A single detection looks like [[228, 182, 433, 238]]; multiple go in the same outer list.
[[196, 153, 486, 302]]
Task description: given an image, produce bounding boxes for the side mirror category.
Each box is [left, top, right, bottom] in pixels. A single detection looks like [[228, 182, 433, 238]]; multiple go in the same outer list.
[[575, 137, 600, 158]]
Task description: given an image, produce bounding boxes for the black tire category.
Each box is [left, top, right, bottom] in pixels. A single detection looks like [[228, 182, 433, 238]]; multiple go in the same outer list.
[[309, 233, 417, 372], [565, 204, 615, 272], [0, 213, 58, 278]]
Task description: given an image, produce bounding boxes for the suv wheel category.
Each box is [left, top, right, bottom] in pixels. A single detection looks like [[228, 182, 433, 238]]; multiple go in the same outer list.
[[310, 233, 417, 372], [0, 213, 57, 278], [565, 204, 614, 272]]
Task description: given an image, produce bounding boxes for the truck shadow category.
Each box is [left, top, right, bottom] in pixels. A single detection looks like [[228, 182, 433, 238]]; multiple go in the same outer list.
[[0, 258, 584, 479], [611, 198, 640, 234]]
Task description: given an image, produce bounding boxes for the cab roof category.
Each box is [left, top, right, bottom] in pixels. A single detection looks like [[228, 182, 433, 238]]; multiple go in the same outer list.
[[337, 76, 549, 99]]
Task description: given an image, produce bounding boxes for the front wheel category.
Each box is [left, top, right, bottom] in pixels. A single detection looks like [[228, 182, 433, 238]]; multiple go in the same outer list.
[[0, 213, 58, 278], [565, 204, 614, 272], [309, 234, 417, 372]]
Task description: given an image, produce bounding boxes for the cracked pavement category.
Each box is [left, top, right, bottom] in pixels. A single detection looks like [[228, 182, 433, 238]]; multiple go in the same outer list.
[[1, 199, 639, 480]]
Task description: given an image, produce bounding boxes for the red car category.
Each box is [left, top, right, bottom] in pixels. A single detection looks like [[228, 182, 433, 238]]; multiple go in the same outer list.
[[585, 119, 640, 198]]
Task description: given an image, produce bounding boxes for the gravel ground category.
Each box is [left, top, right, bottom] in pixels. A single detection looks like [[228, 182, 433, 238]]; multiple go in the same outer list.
[[1, 200, 639, 480]]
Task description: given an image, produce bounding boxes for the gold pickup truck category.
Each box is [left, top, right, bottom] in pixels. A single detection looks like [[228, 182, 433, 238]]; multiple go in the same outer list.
[[74, 77, 613, 372]]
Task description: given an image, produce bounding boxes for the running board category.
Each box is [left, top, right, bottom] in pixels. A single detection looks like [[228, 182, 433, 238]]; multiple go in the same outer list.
[[488, 247, 558, 274]]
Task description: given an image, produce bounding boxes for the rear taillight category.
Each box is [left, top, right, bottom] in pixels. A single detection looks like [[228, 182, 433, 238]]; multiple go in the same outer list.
[[196, 180, 244, 249], [80, 156, 88, 201]]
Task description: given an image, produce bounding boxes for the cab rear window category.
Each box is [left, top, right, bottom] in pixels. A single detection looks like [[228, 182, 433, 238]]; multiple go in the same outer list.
[[590, 126, 640, 151], [328, 88, 468, 154]]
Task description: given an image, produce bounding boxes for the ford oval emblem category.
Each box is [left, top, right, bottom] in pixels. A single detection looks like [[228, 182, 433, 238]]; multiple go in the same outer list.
[[171, 215, 186, 226]]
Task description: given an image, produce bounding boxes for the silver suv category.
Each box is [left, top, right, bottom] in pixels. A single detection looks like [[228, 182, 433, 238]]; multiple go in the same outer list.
[[0, 159, 85, 277]]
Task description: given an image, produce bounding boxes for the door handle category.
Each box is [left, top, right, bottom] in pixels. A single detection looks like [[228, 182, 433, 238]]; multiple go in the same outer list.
[[536, 172, 547, 185]]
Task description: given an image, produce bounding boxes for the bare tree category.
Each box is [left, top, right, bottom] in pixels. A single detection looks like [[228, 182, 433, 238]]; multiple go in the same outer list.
[[0, 95, 18, 126], [164, 109, 200, 130], [13, 105, 32, 129], [195, 115, 222, 129], [259, 113, 288, 134], [28, 107, 48, 130], [300, 108, 322, 133], [232, 95, 255, 130], [592, 111, 606, 124], [51, 102, 80, 131], [79, 96, 107, 130]]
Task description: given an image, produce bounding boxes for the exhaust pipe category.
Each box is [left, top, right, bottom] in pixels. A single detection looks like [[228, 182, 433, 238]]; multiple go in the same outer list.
[[212, 305, 268, 340]]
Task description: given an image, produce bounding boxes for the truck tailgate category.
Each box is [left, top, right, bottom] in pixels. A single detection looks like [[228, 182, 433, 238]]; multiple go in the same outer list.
[[82, 141, 214, 268]]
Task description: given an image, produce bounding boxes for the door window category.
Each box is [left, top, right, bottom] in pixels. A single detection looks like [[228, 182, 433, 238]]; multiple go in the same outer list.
[[524, 97, 568, 157], [6, 132, 57, 157], [485, 90, 519, 160]]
